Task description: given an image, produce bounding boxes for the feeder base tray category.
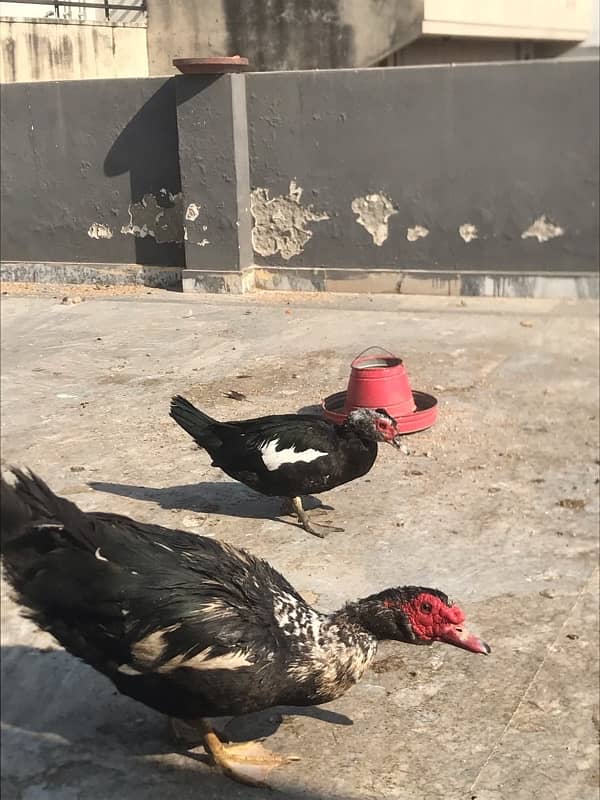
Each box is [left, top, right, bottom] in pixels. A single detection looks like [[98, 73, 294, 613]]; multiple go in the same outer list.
[[322, 390, 437, 434]]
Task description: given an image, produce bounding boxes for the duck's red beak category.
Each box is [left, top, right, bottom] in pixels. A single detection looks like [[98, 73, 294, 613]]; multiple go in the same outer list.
[[438, 624, 491, 654]]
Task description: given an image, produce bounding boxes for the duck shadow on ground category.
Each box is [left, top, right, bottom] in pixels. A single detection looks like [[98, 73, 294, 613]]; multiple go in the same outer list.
[[1, 644, 351, 753], [88, 480, 333, 524], [3, 644, 353, 799], [88, 404, 336, 524]]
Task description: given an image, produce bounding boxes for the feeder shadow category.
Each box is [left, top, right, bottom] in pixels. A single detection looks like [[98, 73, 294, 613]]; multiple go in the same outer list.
[[88, 480, 333, 522], [296, 404, 325, 416]]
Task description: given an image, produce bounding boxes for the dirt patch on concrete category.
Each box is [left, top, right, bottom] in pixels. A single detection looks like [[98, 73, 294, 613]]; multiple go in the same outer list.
[[1, 281, 171, 299]]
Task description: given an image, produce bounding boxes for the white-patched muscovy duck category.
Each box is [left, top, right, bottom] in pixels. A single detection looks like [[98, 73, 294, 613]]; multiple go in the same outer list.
[[170, 395, 405, 537], [1, 469, 490, 787]]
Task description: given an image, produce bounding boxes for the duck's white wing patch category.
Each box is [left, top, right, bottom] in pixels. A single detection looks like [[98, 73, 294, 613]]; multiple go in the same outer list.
[[153, 541, 174, 553], [117, 663, 143, 676], [160, 647, 252, 672], [259, 438, 328, 471], [94, 547, 108, 562]]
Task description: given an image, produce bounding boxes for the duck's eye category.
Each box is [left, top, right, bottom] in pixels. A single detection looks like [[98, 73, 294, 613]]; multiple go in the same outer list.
[[420, 602, 433, 614]]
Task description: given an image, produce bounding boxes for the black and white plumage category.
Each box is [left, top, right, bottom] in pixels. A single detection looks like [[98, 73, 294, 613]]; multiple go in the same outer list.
[[170, 395, 404, 536], [1, 469, 490, 787]]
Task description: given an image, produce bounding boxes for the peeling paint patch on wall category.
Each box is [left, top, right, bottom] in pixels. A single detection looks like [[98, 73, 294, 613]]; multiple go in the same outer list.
[[406, 225, 429, 242], [87, 223, 113, 239], [250, 180, 329, 260], [184, 202, 210, 247], [351, 193, 397, 246], [459, 223, 478, 243], [121, 190, 184, 244], [185, 203, 200, 222], [521, 215, 565, 243]]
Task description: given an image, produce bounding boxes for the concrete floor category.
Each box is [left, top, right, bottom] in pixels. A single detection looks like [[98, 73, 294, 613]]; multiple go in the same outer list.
[[1, 288, 598, 800]]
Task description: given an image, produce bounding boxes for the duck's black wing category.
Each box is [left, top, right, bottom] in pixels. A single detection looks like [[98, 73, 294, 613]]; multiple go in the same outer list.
[[1, 470, 306, 714], [170, 396, 340, 463], [169, 395, 360, 495], [232, 414, 340, 447], [216, 415, 376, 497], [211, 415, 347, 491]]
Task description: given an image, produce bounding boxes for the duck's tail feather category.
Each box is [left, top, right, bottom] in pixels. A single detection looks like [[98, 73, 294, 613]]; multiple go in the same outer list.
[[1, 474, 32, 547], [170, 395, 223, 450], [0, 470, 125, 657], [1, 468, 97, 553]]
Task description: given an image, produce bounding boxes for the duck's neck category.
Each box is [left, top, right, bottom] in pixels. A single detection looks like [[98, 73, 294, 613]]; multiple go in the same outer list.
[[341, 421, 377, 446], [331, 591, 413, 643], [291, 602, 378, 703], [330, 598, 380, 635]]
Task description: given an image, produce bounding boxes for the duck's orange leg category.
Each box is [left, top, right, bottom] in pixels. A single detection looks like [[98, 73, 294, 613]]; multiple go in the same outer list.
[[170, 718, 300, 787]]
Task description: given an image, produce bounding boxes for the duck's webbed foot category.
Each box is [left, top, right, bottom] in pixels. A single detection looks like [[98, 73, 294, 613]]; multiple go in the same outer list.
[[291, 496, 344, 537], [175, 718, 299, 787]]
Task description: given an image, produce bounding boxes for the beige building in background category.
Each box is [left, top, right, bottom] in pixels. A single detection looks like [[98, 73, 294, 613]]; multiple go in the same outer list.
[[0, 0, 596, 84], [382, 0, 598, 64], [0, 16, 147, 82]]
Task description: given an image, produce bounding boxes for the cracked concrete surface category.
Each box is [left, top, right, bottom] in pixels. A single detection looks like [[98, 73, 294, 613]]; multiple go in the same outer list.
[[1, 289, 598, 800]]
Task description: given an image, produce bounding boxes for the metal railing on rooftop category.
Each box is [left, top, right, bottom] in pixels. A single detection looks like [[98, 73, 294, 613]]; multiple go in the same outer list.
[[1, 0, 145, 20]]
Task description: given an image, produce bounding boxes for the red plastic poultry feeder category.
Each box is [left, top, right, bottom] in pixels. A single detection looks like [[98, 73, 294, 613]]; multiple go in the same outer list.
[[322, 346, 438, 435]]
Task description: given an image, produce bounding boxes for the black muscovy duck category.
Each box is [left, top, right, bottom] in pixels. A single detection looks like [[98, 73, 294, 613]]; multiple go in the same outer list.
[[1, 469, 490, 787], [170, 395, 406, 537]]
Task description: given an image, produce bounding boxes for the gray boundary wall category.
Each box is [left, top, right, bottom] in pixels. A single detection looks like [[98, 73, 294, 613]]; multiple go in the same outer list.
[[1, 60, 598, 295], [246, 60, 599, 271], [1, 77, 183, 271]]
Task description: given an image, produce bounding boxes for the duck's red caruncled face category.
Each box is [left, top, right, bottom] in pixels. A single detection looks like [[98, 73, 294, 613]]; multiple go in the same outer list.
[[394, 592, 490, 654]]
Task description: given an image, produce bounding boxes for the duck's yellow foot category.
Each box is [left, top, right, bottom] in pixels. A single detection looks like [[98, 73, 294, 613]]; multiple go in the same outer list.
[[170, 718, 299, 787], [205, 732, 300, 787]]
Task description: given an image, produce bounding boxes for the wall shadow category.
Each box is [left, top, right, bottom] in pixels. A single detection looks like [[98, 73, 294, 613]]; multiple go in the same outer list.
[[103, 76, 219, 269]]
